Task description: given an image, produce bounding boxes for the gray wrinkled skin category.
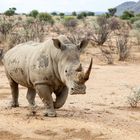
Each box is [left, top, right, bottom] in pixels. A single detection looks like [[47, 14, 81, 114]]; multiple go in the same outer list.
[[2, 35, 92, 117]]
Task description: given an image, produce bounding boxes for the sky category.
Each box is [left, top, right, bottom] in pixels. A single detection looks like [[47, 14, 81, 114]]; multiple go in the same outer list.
[[0, 0, 138, 13]]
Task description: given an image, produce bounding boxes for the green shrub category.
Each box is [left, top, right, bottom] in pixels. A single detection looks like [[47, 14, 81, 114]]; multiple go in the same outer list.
[[4, 7, 16, 16], [51, 12, 57, 16], [136, 13, 140, 17], [25, 17, 35, 24], [87, 12, 95, 16], [77, 12, 87, 19], [133, 20, 140, 29], [59, 13, 65, 18], [77, 14, 84, 19], [121, 11, 134, 20], [132, 30, 140, 46], [108, 8, 117, 17], [130, 17, 140, 23], [72, 11, 77, 16], [64, 16, 75, 21], [63, 16, 78, 28], [80, 12, 87, 17], [29, 10, 39, 18], [38, 12, 54, 24]]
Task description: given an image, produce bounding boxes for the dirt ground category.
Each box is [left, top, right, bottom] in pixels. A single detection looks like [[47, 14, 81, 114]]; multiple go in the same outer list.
[[0, 62, 140, 140]]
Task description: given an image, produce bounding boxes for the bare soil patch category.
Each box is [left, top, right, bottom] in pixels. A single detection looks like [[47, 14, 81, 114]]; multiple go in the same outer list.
[[0, 63, 140, 140], [0, 131, 20, 140]]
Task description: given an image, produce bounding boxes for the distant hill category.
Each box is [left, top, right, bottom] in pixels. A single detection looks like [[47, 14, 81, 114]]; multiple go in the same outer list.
[[131, 0, 140, 13], [116, 0, 140, 16]]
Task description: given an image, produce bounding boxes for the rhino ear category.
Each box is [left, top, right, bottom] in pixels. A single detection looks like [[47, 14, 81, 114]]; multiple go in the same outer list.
[[77, 39, 89, 51], [52, 39, 66, 50]]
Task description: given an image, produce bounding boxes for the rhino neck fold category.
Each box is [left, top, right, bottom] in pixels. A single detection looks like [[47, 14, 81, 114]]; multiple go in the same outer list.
[[50, 50, 64, 85]]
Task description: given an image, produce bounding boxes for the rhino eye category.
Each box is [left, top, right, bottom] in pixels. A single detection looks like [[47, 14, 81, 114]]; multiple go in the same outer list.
[[65, 70, 67, 73]]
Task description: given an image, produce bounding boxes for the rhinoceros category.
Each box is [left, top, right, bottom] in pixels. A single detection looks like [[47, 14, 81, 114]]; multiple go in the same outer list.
[[2, 35, 92, 117]]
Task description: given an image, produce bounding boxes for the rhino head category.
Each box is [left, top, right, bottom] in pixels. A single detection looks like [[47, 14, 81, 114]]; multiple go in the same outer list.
[[52, 38, 92, 95]]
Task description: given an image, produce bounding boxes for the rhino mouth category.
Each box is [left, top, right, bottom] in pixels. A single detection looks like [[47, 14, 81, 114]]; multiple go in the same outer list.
[[70, 91, 86, 95], [69, 83, 86, 95]]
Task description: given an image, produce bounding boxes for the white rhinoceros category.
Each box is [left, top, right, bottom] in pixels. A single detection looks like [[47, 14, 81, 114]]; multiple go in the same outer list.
[[2, 35, 92, 117]]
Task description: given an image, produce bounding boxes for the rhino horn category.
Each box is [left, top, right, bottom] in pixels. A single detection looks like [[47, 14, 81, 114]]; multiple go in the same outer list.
[[75, 63, 82, 72], [84, 58, 93, 81]]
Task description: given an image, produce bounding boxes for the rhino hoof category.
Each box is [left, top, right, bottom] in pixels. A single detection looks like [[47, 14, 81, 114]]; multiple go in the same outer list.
[[10, 101, 19, 108], [43, 111, 57, 117]]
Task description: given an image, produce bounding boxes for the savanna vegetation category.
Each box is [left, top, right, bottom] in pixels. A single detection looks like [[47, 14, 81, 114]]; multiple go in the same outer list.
[[0, 7, 140, 65], [0, 7, 140, 140]]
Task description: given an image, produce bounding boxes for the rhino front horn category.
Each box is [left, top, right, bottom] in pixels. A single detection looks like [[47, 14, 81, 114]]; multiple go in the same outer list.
[[84, 58, 93, 81]]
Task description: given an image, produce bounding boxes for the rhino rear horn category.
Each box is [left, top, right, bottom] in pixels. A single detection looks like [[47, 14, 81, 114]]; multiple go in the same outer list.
[[75, 64, 82, 72]]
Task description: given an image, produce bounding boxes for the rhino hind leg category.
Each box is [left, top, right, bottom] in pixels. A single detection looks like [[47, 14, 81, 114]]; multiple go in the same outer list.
[[9, 79, 19, 107], [26, 88, 36, 106], [35, 84, 56, 117]]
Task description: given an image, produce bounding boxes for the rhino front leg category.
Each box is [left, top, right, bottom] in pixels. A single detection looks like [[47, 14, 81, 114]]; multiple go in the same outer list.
[[35, 84, 56, 117], [54, 87, 68, 109], [26, 88, 36, 107]]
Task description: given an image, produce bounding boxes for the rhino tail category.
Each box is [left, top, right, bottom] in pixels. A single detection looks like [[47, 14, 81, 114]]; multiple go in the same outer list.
[[0, 49, 4, 64]]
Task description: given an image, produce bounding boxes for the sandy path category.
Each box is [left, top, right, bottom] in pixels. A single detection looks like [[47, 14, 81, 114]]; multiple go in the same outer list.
[[0, 64, 140, 140]]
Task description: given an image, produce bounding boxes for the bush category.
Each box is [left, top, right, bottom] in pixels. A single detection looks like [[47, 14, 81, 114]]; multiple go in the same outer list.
[[116, 34, 130, 61], [136, 13, 140, 17], [121, 11, 134, 20], [22, 17, 46, 42], [136, 32, 140, 45], [59, 13, 65, 18], [87, 12, 95, 16], [51, 12, 57, 16], [99, 43, 114, 64], [109, 17, 121, 30], [128, 87, 140, 108], [77, 12, 87, 19], [133, 20, 140, 29], [72, 11, 77, 16], [132, 20, 140, 46], [4, 16, 48, 48], [4, 7, 16, 16], [63, 16, 78, 28], [130, 16, 140, 23], [38, 13, 54, 24], [81, 12, 87, 17], [77, 14, 84, 19], [90, 16, 111, 45], [0, 18, 13, 39], [25, 17, 35, 24], [29, 10, 39, 18], [131, 30, 140, 46], [108, 8, 117, 17]]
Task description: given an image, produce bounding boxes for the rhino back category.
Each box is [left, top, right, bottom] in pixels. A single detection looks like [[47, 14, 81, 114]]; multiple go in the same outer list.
[[3, 41, 47, 87]]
